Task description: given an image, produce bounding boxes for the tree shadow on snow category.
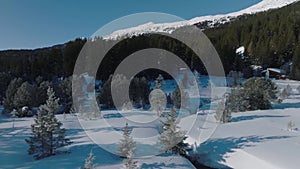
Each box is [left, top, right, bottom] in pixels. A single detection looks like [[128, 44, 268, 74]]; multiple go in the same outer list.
[[194, 135, 292, 169], [272, 102, 300, 109], [231, 115, 288, 122]]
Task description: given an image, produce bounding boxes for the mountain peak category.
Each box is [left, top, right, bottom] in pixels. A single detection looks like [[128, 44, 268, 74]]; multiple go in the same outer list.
[[103, 0, 300, 40]]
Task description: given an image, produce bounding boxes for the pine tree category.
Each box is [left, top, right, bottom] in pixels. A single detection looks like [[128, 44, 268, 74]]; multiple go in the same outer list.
[[159, 107, 187, 155], [122, 150, 139, 169], [25, 87, 71, 160], [118, 123, 136, 158], [81, 150, 97, 169]]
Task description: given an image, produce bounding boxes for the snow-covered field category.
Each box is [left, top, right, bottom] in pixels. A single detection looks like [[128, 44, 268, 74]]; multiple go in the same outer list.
[[1, 79, 300, 169]]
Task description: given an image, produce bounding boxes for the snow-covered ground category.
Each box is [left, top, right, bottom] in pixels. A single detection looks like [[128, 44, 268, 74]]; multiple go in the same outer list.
[[103, 0, 300, 40], [193, 79, 300, 169], [0, 112, 195, 169], [1, 79, 300, 169]]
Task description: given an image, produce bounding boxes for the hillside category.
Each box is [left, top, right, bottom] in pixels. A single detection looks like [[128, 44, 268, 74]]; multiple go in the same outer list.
[[1, 1, 300, 82], [203, 1, 300, 80]]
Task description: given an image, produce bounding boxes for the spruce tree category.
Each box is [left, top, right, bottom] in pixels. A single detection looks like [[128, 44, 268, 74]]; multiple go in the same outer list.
[[25, 87, 71, 160], [159, 107, 187, 155], [118, 122, 136, 158], [122, 150, 139, 169], [81, 150, 97, 169]]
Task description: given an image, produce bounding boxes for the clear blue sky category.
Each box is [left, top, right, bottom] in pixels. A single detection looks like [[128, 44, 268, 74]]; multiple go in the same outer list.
[[0, 0, 260, 50]]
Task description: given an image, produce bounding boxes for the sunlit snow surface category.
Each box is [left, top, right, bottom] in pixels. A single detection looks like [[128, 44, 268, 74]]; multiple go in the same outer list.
[[103, 0, 300, 40], [1, 79, 300, 168]]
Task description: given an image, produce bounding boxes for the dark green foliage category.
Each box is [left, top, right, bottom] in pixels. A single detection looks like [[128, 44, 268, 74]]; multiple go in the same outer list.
[[3, 78, 23, 111], [227, 77, 278, 112], [0, 38, 85, 80], [203, 1, 300, 79], [97, 75, 150, 108], [0, 72, 13, 102], [129, 77, 150, 107], [97, 75, 114, 108], [13, 82, 35, 111]]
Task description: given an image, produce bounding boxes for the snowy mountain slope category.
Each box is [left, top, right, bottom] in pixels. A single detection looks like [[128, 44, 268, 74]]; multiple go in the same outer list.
[[104, 0, 299, 40]]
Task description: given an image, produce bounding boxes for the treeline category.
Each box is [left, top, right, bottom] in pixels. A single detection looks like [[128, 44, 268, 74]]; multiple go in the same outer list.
[[0, 39, 85, 80], [203, 1, 300, 79], [1, 1, 300, 102]]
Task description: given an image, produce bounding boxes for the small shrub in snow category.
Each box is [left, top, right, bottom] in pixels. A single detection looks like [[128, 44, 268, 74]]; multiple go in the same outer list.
[[118, 123, 136, 158], [81, 150, 97, 169], [287, 120, 297, 132]]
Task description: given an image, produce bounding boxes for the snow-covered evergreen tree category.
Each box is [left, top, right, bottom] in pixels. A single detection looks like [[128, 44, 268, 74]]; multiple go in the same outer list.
[[215, 95, 231, 123], [118, 122, 136, 158], [81, 150, 97, 169], [25, 87, 71, 160], [159, 107, 187, 155], [122, 150, 139, 169]]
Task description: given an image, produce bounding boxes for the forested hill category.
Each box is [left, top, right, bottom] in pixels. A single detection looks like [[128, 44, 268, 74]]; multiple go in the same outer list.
[[203, 0, 300, 80], [1, 1, 300, 80]]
